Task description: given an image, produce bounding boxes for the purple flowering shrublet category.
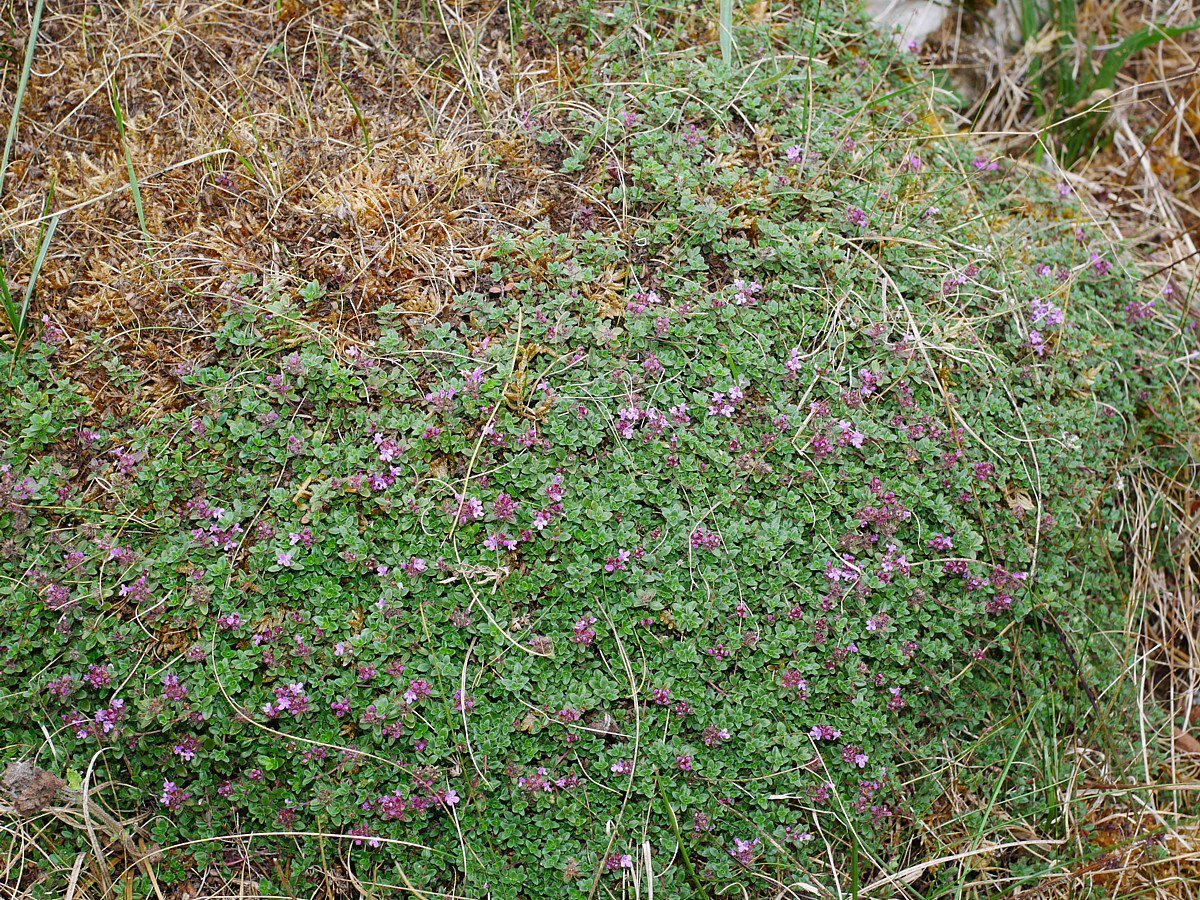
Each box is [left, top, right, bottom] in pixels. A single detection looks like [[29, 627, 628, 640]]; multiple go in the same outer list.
[[0, 11, 1179, 896], [160, 780, 189, 810]]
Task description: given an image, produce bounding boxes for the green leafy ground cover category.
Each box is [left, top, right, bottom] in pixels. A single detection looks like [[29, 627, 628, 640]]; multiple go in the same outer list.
[[1, 4, 1191, 897]]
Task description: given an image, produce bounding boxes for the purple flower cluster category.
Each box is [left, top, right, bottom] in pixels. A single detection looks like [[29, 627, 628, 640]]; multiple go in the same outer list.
[[263, 682, 309, 718], [809, 724, 842, 741], [516, 767, 580, 794]]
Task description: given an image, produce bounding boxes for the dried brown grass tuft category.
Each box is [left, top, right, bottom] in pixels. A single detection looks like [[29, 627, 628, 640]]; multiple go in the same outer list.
[[0, 0, 607, 425]]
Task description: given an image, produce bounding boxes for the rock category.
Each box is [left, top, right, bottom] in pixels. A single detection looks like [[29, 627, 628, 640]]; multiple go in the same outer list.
[[865, 0, 951, 47], [2, 761, 65, 816]]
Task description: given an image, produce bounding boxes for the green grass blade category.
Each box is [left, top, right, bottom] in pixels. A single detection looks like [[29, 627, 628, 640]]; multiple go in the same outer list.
[[1054, 0, 1080, 105], [20, 212, 58, 333], [1017, 0, 1041, 42], [719, 0, 733, 65], [111, 85, 152, 253], [654, 774, 709, 899], [1092, 20, 1200, 92], [334, 77, 371, 153], [0, 210, 58, 353], [0, 265, 17, 344], [0, 0, 47, 199]]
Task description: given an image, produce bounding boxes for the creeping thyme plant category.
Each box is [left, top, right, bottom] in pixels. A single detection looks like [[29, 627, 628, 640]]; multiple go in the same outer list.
[[1, 3, 1191, 897]]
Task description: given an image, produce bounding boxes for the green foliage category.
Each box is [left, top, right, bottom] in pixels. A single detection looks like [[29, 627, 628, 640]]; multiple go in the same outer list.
[[299, 279, 326, 303]]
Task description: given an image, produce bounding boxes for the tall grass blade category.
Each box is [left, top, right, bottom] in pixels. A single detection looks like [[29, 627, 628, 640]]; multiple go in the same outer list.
[[0, 0, 46, 199], [334, 77, 371, 152], [654, 774, 710, 899], [111, 85, 152, 252], [0, 267, 15, 351], [23, 212, 58, 321], [0, 210, 57, 355], [1054, 0, 1079, 103], [719, 0, 733, 65], [1017, 0, 1039, 42], [1092, 20, 1200, 92]]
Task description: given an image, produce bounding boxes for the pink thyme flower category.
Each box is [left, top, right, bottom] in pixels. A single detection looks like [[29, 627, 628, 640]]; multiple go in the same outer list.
[[453, 494, 484, 523], [1125, 298, 1155, 323], [94, 698, 126, 734], [491, 493, 519, 521], [572, 616, 597, 646], [1030, 298, 1064, 327], [172, 736, 200, 761], [729, 837, 759, 866], [162, 674, 188, 702], [702, 726, 731, 747], [483, 532, 517, 552], [262, 682, 309, 718], [841, 744, 869, 767], [160, 780, 189, 810], [604, 549, 631, 572], [84, 665, 112, 689], [403, 679, 432, 704], [929, 533, 953, 550], [707, 392, 735, 418], [781, 669, 809, 700]]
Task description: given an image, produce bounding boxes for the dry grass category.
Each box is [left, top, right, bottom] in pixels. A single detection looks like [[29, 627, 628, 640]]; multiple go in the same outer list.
[[0, 0, 610, 424]]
